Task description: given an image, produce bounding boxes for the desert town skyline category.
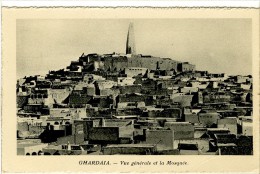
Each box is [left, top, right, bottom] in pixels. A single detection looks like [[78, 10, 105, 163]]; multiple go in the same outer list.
[[17, 22, 253, 156], [17, 19, 252, 78]]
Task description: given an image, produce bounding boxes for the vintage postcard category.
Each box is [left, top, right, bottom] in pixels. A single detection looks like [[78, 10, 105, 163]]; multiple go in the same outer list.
[[2, 7, 260, 173]]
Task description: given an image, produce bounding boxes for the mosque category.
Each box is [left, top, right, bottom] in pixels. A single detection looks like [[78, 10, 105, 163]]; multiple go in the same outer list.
[[79, 23, 195, 73]]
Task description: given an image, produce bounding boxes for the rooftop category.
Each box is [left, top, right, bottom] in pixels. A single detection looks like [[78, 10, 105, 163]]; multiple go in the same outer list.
[[105, 144, 155, 148]]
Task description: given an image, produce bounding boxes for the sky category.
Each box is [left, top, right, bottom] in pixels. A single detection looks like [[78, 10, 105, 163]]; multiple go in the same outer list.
[[17, 19, 252, 78]]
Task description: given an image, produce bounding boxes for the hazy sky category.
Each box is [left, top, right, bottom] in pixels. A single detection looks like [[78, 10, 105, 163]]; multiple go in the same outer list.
[[17, 19, 252, 78]]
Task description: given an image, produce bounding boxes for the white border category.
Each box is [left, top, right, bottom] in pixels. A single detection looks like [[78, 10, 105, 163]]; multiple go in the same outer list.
[[2, 1, 260, 8], [0, 3, 259, 174]]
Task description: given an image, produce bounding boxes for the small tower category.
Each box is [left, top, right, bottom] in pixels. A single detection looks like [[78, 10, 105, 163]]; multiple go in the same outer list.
[[126, 23, 136, 55]]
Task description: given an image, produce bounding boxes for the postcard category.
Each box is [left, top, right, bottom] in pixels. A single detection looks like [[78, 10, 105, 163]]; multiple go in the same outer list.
[[2, 7, 259, 173]]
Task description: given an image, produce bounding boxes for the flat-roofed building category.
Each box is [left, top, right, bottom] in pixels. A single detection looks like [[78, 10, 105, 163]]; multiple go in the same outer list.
[[164, 122, 194, 140], [144, 128, 174, 151], [217, 117, 237, 135]]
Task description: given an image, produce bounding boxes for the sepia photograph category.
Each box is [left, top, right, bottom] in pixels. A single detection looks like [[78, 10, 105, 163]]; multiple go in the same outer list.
[[16, 18, 253, 156], [2, 7, 259, 173]]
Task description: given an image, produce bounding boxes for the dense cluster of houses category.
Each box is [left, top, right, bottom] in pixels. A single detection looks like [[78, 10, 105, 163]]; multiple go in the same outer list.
[[17, 23, 253, 155], [17, 51, 253, 155]]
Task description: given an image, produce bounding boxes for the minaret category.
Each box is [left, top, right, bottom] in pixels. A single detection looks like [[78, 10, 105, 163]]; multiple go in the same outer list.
[[126, 23, 136, 55]]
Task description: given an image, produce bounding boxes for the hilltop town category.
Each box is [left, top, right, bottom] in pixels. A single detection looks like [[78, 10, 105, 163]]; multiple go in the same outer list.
[[17, 23, 253, 155]]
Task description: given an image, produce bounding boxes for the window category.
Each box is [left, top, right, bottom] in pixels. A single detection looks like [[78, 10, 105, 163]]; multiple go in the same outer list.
[[62, 145, 67, 149]]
